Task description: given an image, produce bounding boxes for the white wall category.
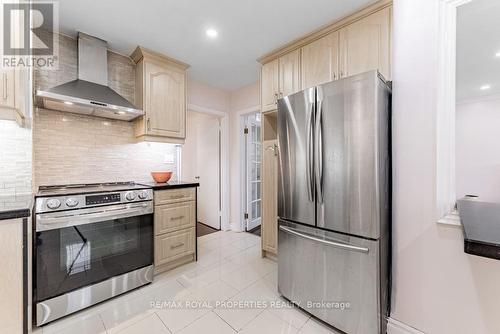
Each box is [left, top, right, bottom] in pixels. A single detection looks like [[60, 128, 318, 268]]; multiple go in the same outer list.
[[456, 97, 500, 202], [391, 1, 500, 333]]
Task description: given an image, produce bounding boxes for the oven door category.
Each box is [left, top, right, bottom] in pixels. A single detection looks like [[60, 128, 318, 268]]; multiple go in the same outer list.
[[34, 202, 154, 303]]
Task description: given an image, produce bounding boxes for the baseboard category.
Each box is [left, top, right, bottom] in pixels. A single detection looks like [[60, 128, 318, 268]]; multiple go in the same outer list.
[[387, 318, 426, 334]]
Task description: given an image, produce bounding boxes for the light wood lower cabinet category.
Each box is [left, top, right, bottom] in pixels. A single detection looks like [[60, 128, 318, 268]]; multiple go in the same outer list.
[[155, 228, 195, 266], [261, 139, 278, 256], [0, 218, 23, 334], [155, 201, 196, 235], [154, 187, 197, 274]]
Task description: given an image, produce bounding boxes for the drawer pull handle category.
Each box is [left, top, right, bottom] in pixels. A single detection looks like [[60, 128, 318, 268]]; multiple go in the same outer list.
[[170, 195, 185, 199], [170, 215, 185, 221], [170, 242, 184, 249], [3, 73, 7, 100]]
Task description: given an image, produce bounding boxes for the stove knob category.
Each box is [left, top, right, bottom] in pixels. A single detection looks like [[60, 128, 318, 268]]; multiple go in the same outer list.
[[138, 190, 149, 200], [66, 198, 79, 208], [46, 199, 61, 210], [125, 191, 136, 201]]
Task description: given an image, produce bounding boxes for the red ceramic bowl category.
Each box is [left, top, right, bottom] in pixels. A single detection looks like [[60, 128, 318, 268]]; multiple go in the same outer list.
[[151, 171, 172, 183]]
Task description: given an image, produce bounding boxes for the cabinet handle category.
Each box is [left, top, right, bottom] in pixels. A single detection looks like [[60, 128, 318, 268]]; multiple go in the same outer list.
[[170, 215, 185, 221], [147, 118, 151, 131], [333, 72, 337, 80], [170, 242, 185, 249], [274, 93, 278, 105], [2, 73, 7, 100], [170, 194, 185, 199], [279, 92, 283, 98]]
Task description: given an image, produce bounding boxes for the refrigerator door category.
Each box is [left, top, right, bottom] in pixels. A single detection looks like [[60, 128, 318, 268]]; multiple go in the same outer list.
[[278, 219, 385, 334], [315, 71, 390, 239], [277, 88, 316, 226]]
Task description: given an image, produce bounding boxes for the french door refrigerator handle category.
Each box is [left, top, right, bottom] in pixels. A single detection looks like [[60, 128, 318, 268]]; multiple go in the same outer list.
[[279, 225, 369, 253], [305, 101, 314, 202], [315, 95, 324, 203]]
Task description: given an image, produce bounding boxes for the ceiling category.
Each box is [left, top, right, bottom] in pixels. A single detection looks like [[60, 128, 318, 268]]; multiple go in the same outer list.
[[457, 0, 500, 102], [58, 0, 375, 91]]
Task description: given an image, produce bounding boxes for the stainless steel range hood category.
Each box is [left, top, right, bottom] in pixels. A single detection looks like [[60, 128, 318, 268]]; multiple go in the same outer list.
[[36, 32, 143, 121]]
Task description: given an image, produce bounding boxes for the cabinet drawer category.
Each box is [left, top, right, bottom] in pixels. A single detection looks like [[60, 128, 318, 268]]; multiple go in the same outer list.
[[154, 187, 195, 205], [155, 201, 195, 235], [155, 228, 195, 266]]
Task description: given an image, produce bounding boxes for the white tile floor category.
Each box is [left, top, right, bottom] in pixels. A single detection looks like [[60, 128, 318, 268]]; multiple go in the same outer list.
[[34, 231, 340, 334]]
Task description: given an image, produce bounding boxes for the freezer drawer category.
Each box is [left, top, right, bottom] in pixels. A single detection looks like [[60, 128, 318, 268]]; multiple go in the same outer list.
[[278, 220, 387, 334]]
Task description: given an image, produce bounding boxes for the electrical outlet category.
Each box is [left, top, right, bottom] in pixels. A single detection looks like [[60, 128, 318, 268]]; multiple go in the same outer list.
[[163, 153, 175, 164]]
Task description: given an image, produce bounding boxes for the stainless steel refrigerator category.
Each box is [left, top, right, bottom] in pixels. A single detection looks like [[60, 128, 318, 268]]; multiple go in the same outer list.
[[277, 70, 391, 334]]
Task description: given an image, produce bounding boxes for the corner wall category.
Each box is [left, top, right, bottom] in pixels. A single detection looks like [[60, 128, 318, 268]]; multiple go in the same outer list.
[[391, 1, 500, 333]]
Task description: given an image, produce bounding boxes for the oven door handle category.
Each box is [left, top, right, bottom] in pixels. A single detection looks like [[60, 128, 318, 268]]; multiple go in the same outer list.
[[36, 202, 153, 232]]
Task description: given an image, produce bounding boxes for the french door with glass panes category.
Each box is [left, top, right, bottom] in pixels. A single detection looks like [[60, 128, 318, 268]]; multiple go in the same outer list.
[[244, 113, 262, 231]]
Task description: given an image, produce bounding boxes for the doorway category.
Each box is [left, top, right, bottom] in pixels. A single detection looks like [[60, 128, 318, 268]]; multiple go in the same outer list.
[[242, 112, 262, 233], [182, 111, 221, 232]]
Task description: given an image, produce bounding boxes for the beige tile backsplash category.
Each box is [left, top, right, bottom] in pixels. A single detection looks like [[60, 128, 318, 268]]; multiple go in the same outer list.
[[0, 121, 32, 196], [33, 109, 178, 187], [32, 32, 178, 188]]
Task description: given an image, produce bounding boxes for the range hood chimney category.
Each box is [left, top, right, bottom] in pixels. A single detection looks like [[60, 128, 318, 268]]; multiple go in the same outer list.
[[36, 32, 143, 121]]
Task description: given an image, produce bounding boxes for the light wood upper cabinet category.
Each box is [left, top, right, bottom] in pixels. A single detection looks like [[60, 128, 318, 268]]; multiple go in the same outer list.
[[261, 139, 278, 255], [132, 47, 189, 143], [261, 59, 279, 112], [301, 31, 339, 89], [261, 51, 301, 113], [339, 7, 391, 80], [0, 69, 15, 109], [278, 49, 301, 97]]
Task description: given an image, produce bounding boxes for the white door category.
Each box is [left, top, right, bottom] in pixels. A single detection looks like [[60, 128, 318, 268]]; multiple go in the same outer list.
[[182, 112, 221, 230], [244, 113, 262, 231]]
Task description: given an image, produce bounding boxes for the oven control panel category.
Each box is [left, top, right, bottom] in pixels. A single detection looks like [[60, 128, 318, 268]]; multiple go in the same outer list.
[[86, 193, 121, 205], [35, 188, 153, 213]]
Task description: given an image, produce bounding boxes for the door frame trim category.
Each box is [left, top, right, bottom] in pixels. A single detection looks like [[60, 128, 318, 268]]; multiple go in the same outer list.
[[187, 103, 229, 231]]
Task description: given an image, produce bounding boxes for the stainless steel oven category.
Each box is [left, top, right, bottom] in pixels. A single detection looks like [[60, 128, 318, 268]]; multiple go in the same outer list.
[[34, 183, 154, 326]]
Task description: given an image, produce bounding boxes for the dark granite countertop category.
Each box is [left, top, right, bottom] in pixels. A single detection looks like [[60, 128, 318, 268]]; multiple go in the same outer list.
[[139, 181, 200, 190], [457, 198, 500, 260], [0, 194, 32, 221]]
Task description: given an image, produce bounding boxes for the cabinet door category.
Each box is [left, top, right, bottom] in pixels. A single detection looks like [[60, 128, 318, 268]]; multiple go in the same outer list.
[[279, 49, 301, 97], [0, 219, 23, 333], [301, 32, 339, 89], [339, 7, 391, 80], [155, 201, 196, 235], [155, 227, 195, 266], [145, 61, 186, 138], [0, 69, 15, 109], [261, 59, 279, 112], [262, 139, 278, 255]]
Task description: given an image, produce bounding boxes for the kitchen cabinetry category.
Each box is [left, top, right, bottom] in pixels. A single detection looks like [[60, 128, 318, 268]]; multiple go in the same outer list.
[[132, 47, 189, 144], [261, 139, 278, 256], [339, 7, 391, 80], [301, 32, 339, 89], [278, 49, 301, 98], [0, 68, 27, 126], [153, 187, 197, 274], [258, 0, 392, 259], [260, 59, 279, 112], [261, 50, 301, 113], [0, 69, 15, 109], [0, 218, 24, 334]]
